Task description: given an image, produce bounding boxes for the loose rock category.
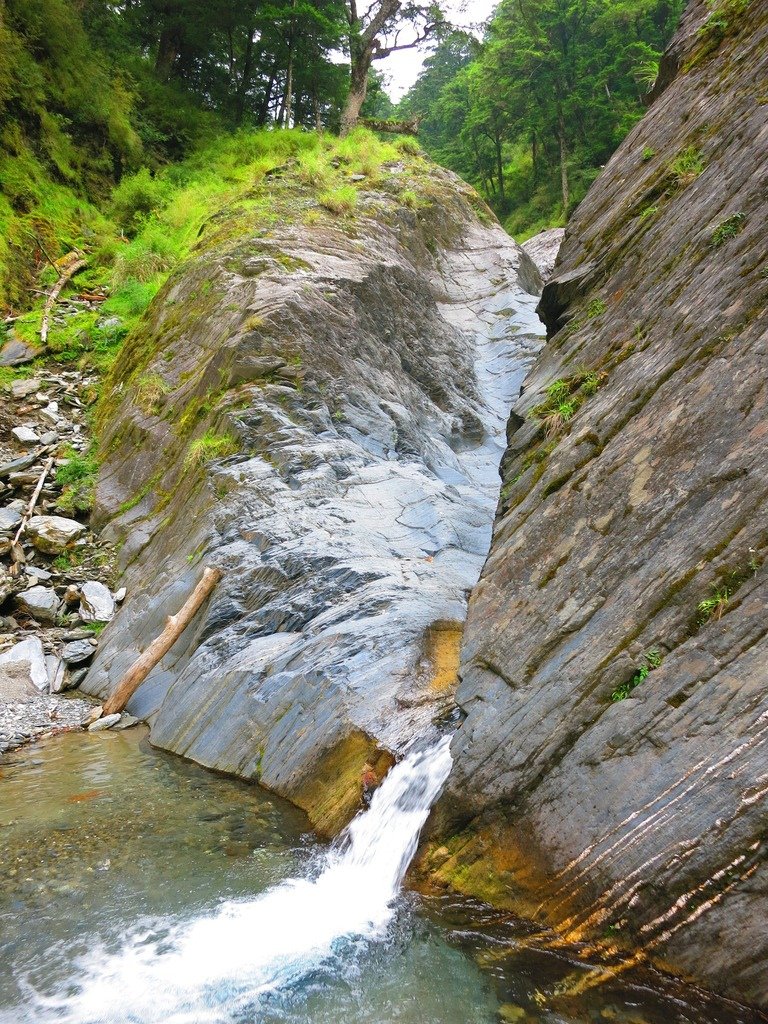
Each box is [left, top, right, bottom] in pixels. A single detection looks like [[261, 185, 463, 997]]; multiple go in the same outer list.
[[88, 713, 121, 732], [79, 581, 115, 623], [16, 585, 60, 624], [0, 637, 48, 694], [61, 639, 94, 665], [26, 515, 87, 554]]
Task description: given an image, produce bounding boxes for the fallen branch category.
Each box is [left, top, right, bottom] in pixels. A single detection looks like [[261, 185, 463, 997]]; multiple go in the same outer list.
[[12, 455, 55, 549], [40, 252, 87, 347], [101, 566, 222, 717], [360, 116, 422, 137]]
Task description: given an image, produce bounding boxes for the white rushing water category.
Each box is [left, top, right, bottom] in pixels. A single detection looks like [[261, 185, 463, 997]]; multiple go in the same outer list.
[[19, 736, 453, 1024]]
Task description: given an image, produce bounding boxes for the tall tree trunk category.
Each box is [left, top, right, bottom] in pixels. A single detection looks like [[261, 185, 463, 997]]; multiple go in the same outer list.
[[277, 0, 297, 128], [558, 109, 569, 213], [234, 30, 257, 124], [495, 131, 505, 206], [257, 64, 278, 126], [155, 26, 181, 81], [341, 49, 371, 135]]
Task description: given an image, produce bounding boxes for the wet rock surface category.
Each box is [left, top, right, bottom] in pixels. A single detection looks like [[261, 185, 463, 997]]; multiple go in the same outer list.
[[438, 2, 768, 1009], [81, 167, 544, 832]]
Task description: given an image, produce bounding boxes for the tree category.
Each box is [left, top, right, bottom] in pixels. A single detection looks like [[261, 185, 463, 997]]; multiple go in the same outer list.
[[341, 0, 445, 133]]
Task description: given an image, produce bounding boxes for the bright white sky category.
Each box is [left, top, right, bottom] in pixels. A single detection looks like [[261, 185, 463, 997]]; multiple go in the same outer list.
[[379, 0, 498, 100]]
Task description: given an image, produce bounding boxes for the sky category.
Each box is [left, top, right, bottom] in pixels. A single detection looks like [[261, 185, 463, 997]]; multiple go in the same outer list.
[[379, 0, 498, 100]]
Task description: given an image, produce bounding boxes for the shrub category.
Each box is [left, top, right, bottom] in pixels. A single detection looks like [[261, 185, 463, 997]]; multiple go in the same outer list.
[[111, 167, 172, 233], [668, 147, 706, 190], [611, 649, 661, 701]]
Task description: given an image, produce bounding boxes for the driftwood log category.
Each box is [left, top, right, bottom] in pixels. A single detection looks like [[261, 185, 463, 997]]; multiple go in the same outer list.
[[101, 566, 222, 717], [360, 116, 422, 136], [40, 252, 87, 346]]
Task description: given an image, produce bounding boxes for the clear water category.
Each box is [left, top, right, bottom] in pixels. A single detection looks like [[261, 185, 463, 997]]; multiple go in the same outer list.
[[0, 730, 762, 1024]]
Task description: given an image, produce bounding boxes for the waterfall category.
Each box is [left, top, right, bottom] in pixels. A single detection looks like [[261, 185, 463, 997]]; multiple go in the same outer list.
[[22, 737, 453, 1024]]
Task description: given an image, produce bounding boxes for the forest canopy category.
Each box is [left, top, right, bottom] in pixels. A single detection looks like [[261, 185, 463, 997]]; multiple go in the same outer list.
[[399, 0, 685, 236]]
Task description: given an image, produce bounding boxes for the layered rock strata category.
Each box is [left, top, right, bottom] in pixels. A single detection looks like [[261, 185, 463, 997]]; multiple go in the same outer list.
[[83, 165, 544, 832], [433, 0, 768, 1007]]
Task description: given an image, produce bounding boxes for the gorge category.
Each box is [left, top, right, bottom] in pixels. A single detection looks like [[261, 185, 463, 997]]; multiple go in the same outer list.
[[0, 0, 766, 1019]]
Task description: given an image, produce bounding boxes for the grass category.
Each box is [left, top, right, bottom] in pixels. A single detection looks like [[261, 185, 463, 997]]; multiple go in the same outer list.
[[697, 586, 731, 623], [587, 298, 607, 318], [532, 369, 608, 439], [611, 649, 662, 702], [184, 429, 238, 468], [55, 445, 99, 515], [711, 213, 746, 247], [667, 147, 706, 191], [318, 185, 358, 215]]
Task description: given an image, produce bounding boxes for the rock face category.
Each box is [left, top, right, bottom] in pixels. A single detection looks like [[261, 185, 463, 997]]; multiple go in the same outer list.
[[433, 2, 768, 1009], [83, 164, 544, 833], [521, 228, 564, 282]]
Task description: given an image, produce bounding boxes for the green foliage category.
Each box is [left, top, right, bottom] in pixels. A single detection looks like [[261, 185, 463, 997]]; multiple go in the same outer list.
[[319, 185, 358, 215], [642, 146, 656, 161], [532, 368, 607, 438], [55, 445, 99, 514], [399, 1, 684, 234], [185, 430, 238, 468], [711, 213, 746, 247], [697, 587, 730, 623], [667, 147, 706, 190], [611, 649, 662, 702], [587, 299, 607, 318]]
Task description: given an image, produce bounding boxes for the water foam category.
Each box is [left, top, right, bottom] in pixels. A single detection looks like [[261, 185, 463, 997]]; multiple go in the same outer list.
[[14, 736, 452, 1024]]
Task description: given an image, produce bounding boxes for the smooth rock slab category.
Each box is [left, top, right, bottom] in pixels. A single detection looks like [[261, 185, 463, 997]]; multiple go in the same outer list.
[[0, 508, 22, 533], [11, 426, 40, 445], [26, 515, 86, 554]]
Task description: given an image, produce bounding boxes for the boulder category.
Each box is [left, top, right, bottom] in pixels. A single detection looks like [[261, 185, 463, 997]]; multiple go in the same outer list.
[[0, 336, 39, 367], [0, 508, 22, 534], [17, 585, 60, 623], [62, 639, 95, 665], [88, 713, 121, 732], [26, 515, 86, 554], [11, 426, 40, 445], [79, 581, 115, 623], [0, 637, 48, 694], [9, 378, 40, 399]]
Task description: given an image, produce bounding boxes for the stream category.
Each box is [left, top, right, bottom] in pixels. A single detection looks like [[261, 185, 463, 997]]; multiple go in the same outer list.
[[0, 730, 763, 1024]]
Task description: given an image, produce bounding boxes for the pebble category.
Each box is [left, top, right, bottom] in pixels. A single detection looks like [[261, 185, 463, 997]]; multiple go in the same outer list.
[[0, 508, 22, 533]]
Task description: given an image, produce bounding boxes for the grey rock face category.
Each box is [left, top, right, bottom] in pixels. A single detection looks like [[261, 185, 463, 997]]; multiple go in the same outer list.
[[441, 1, 768, 1009], [16, 585, 60, 624], [26, 515, 86, 554], [83, 167, 544, 831], [79, 581, 115, 622]]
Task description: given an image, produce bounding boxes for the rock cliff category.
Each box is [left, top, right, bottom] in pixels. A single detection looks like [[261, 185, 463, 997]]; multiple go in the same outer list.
[[82, 155, 544, 833], [429, 0, 768, 1007]]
